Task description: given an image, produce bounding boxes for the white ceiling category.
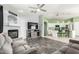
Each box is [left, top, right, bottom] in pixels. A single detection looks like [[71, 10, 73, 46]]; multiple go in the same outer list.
[[3, 4, 79, 19]]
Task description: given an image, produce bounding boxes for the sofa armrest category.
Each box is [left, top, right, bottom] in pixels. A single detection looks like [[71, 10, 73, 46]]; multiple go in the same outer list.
[[69, 39, 79, 44]]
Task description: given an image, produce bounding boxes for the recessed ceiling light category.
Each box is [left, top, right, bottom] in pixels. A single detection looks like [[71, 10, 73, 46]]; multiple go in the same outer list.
[[18, 10, 24, 13]]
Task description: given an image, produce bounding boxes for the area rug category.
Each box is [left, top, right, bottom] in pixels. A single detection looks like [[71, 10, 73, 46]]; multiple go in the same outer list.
[[27, 37, 66, 54]]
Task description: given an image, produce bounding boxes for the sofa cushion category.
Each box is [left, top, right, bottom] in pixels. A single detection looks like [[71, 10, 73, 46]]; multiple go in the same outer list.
[[52, 45, 69, 54], [59, 45, 69, 53], [0, 34, 5, 48], [14, 46, 37, 54], [1, 42, 13, 54], [12, 39, 27, 48], [13, 44, 36, 54], [13, 45, 26, 54], [65, 47, 79, 54], [69, 43, 79, 50], [2, 33, 12, 44], [12, 38, 32, 54], [0, 33, 13, 54]]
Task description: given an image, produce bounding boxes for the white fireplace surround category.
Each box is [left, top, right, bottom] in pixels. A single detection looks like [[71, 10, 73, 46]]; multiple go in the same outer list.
[[3, 9, 40, 39]]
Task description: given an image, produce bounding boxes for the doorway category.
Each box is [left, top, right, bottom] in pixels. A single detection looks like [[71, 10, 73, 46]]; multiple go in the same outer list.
[[44, 22, 47, 36]]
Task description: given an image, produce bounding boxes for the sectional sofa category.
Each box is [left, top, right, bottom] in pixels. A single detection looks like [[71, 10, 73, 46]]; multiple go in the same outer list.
[[53, 39, 79, 54], [1, 33, 79, 54], [0, 33, 38, 54]]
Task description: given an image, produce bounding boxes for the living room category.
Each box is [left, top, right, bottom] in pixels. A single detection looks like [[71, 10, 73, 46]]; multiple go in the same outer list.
[[1, 4, 79, 54]]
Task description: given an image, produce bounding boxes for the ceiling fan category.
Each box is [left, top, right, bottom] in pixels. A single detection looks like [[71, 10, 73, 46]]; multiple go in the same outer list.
[[29, 4, 47, 13]]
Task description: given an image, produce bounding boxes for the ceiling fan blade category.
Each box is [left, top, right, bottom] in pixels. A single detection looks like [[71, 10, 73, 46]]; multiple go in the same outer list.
[[29, 7, 37, 9], [40, 4, 45, 8], [40, 9, 47, 12]]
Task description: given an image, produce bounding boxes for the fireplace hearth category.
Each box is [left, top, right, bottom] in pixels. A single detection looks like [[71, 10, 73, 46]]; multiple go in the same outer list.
[[8, 29, 18, 39]]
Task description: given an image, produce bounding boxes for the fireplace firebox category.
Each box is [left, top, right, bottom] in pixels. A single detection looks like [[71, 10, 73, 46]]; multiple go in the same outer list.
[[8, 29, 18, 39]]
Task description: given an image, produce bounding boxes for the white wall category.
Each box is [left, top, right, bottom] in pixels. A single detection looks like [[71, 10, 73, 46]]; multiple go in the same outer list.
[[3, 9, 25, 39], [74, 22, 79, 37], [18, 17, 26, 39], [3, 8, 40, 39], [70, 18, 79, 38]]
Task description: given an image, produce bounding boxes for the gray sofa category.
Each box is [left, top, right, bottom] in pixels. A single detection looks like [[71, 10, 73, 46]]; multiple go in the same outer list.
[[53, 39, 79, 54], [1, 33, 79, 54], [0, 33, 38, 54], [12, 38, 38, 54]]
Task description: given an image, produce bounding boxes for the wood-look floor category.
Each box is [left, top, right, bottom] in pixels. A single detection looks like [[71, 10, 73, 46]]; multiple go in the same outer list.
[[27, 37, 66, 54]]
